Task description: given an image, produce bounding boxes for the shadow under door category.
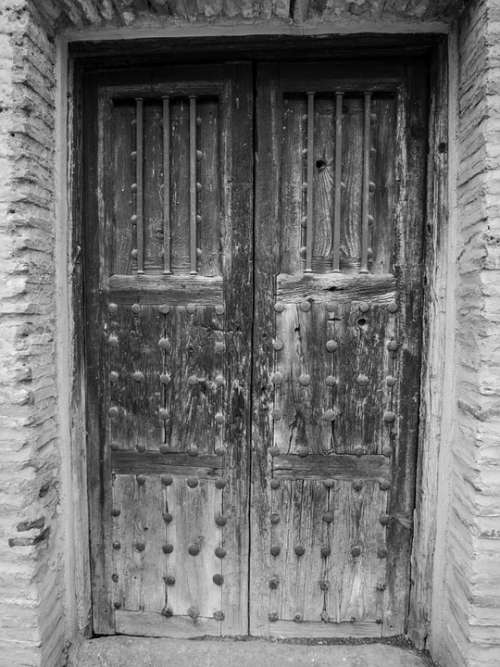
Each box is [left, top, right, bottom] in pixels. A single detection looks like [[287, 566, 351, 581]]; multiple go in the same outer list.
[[84, 59, 427, 639]]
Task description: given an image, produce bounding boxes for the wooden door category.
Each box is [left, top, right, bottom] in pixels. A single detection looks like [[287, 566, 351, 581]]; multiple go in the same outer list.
[[85, 64, 253, 636], [250, 61, 427, 638], [85, 57, 427, 640]]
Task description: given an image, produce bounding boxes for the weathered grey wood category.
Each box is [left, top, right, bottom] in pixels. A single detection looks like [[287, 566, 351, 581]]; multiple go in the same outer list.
[[305, 92, 314, 273], [408, 39, 449, 649], [136, 97, 144, 274], [252, 59, 426, 639], [162, 97, 171, 274], [361, 92, 372, 273], [280, 95, 306, 274], [198, 98, 221, 277], [382, 63, 428, 638], [112, 451, 223, 477], [171, 98, 190, 274], [273, 454, 391, 481], [333, 92, 343, 272], [87, 63, 253, 638], [105, 275, 223, 304], [277, 272, 396, 303], [312, 95, 334, 272], [110, 101, 135, 276], [253, 618, 382, 639], [115, 610, 219, 638], [142, 100, 164, 273], [189, 96, 197, 275], [86, 77, 115, 635]]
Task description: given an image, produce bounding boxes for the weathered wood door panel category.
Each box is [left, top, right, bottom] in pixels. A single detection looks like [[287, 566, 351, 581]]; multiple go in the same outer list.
[[250, 62, 427, 638], [85, 63, 253, 636], [85, 58, 427, 640]]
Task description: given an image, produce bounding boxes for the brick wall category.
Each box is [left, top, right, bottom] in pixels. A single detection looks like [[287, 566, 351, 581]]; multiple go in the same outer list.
[[0, 1, 65, 666], [3, 1, 500, 666], [433, 1, 500, 665]]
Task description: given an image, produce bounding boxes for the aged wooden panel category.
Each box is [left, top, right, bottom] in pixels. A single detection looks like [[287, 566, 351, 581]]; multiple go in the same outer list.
[[86, 63, 253, 636], [251, 60, 427, 638], [86, 57, 427, 641]]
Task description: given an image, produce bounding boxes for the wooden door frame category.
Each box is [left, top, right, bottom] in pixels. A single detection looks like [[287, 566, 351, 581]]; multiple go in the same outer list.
[[67, 33, 449, 646]]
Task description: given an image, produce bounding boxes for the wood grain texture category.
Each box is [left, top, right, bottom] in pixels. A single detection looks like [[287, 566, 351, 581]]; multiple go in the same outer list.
[[87, 63, 253, 637], [312, 95, 335, 271], [252, 59, 426, 639]]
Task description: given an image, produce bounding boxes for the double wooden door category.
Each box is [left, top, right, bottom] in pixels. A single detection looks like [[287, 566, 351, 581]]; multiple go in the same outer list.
[[84, 58, 427, 639]]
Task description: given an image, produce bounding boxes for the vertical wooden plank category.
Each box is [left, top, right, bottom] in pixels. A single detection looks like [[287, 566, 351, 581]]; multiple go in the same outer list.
[[333, 92, 343, 272], [251, 62, 280, 635], [341, 96, 363, 270], [220, 64, 253, 634], [113, 475, 167, 612], [136, 97, 144, 274], [274, 302, 331, 455], [361, 91, 372, 274], [171, 98, 190, 273], [162, 305, 220, 454], [111, 102, 135, 276], [370, 97, 397, 274], [87, 81, 115, 634], [166, 479, 221, 621], [189, 95, 197, 275], [305, 92, 314, 273], [198, 98, 221, 277], [143, 101, 164, 273], [383, 63, 428, 637], [312, 95, 334, 272], [279, 95, 306, 274], [163, 97, 171, 275], [409, 40, 448, 648], [329, 481, 382, 623]]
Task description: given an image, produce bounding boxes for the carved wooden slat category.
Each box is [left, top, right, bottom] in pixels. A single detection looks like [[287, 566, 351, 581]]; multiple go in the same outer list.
[[162, 97, 171, 275], [189, 95, 197, 275], [361, 92, 372, 273], [280, 95, 305, 274], [135, 98, 144, 274], [171, 98, 190, 273], [305, 92, 314, 273], [312, 95, 334, 272], [143, 101, 164, 273], [333, 92, 343, 272]]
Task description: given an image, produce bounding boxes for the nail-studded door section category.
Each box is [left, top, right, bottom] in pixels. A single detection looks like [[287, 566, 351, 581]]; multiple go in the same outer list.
[[85, 58, 428, 640], [250, 62, 427, 637], [84, 64, 253, 636]]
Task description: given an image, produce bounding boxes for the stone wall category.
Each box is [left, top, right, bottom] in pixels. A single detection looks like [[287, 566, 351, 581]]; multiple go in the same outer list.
[[3, 0, 500, 666], [431, 1, 500, 665]]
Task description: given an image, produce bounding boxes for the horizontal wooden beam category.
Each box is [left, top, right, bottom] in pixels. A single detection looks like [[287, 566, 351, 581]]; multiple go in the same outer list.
[[105, 274, 223, 305], [111, 450, 224, 477], [277, 272, 396, 304], [273, 454, 390, 482], [254, 618, 383, 639], [115, 610, 220, 638]]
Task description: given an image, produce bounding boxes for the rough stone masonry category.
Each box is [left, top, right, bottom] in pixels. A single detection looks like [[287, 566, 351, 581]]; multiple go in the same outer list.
[[0, 1, 500, 666]]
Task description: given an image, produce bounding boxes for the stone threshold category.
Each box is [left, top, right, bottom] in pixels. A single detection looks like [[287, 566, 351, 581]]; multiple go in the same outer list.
[[68, 636, 434, 666]]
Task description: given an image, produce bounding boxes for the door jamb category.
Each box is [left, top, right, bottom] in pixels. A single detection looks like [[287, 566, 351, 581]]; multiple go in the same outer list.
[[65, 34, 449, 646]]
